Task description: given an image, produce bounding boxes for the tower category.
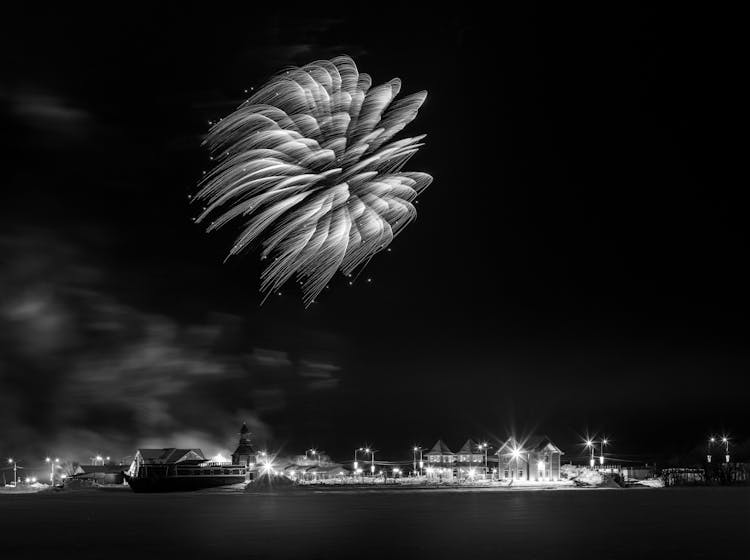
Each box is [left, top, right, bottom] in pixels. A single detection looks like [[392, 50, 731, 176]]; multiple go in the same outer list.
[[231, 422, 256, 468]]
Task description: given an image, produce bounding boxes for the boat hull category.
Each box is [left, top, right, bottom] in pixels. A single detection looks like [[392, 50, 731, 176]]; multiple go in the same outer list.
[[124, 473, 246, 493]]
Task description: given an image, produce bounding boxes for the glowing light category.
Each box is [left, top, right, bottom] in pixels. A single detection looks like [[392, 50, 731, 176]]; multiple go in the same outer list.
[[211, 453, 230, 463], [60, 474, 67, 480], [25, 477, 30, 484], [511, 447, 521, 460], [194, 56, 432, 306], [45, 457, 50, 463], [468, 468, 476, 479]]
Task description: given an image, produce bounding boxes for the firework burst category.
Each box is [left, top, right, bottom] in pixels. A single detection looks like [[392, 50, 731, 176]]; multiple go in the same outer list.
[[194, 55, 432, 306]]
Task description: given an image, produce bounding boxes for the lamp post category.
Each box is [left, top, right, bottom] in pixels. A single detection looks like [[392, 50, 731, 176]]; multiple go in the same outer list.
[[707, 436, 715, 463], [45, 457, 60, 485], [413, 446, 423, 476], [478, 443, 490, 479], [354, 447, 364, 474], [585, 439, 595, 468], [8, 458, 18, 487], [722, 437, 730, 463], [366, 448, 375, 476], [599, 438, 608, 466]]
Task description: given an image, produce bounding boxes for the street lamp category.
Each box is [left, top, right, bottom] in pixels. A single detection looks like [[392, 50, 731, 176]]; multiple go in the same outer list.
[[478, 443, 491, 478], [707, 436, 715, 463], [45, 457, 60, 485], [354, 447, 364, 473], [599, 438, 608, 466], [722, 436, 730, 463], [412, 446, 423, 476], [8, 458, 18, 487], [366, 448, 375, 475], [585, 439, 595, 468]]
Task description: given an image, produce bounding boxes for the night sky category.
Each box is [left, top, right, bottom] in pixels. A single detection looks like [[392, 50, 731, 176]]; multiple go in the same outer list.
[[1, 5, 746, 465]]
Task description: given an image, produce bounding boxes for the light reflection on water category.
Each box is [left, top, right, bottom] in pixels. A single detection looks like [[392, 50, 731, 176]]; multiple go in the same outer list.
[[1, 487, 748, 559]]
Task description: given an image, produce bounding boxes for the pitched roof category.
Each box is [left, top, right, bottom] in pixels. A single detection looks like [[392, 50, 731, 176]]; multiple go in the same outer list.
[[458, 439, 479, 454], [496, 436, 563, 455], [136, 448, 205, 464], [428, 440, 454, 455]]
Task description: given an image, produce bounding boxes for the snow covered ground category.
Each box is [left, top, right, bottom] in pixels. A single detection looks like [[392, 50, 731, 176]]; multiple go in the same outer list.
[[634, 478, 665, 488], [297, 476, 575, 489], [0, 483, 50, 494]]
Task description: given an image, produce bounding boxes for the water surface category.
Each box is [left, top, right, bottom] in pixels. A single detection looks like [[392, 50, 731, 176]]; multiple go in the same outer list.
[[1, 487, 747, 559]]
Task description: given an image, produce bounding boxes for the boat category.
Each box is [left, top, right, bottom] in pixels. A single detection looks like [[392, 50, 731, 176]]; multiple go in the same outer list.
[[124, 448, 249, 493]]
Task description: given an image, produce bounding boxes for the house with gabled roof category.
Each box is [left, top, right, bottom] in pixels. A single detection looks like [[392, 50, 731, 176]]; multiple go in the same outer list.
[[127, 448, 205, 478], [425, 440, 455, 479], [496, 435, 564, 481], [456, 439, 486, 478]]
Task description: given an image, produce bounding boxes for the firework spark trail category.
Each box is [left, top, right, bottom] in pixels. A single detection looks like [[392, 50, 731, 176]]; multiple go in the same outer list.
[[194, 56, 432, 306]]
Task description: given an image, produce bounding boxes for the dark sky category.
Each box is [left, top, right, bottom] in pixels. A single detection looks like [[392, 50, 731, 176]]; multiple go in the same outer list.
[[1, 5, 746, 465]]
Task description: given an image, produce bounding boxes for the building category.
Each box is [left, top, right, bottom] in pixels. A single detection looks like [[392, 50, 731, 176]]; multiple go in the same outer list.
[[455, 439, 486, 479], [71, 463, 128, 485], [231, 422, 257, 469], [127, 448, 206, 478], [496, 435, 564, 481], [426, 440, 456, 480]]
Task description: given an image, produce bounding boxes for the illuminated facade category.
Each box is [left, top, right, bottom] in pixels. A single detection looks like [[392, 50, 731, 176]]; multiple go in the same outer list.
[[425, 440, 455, 479], [496, 435, 563, 481], [455, 439, 486, 478]]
